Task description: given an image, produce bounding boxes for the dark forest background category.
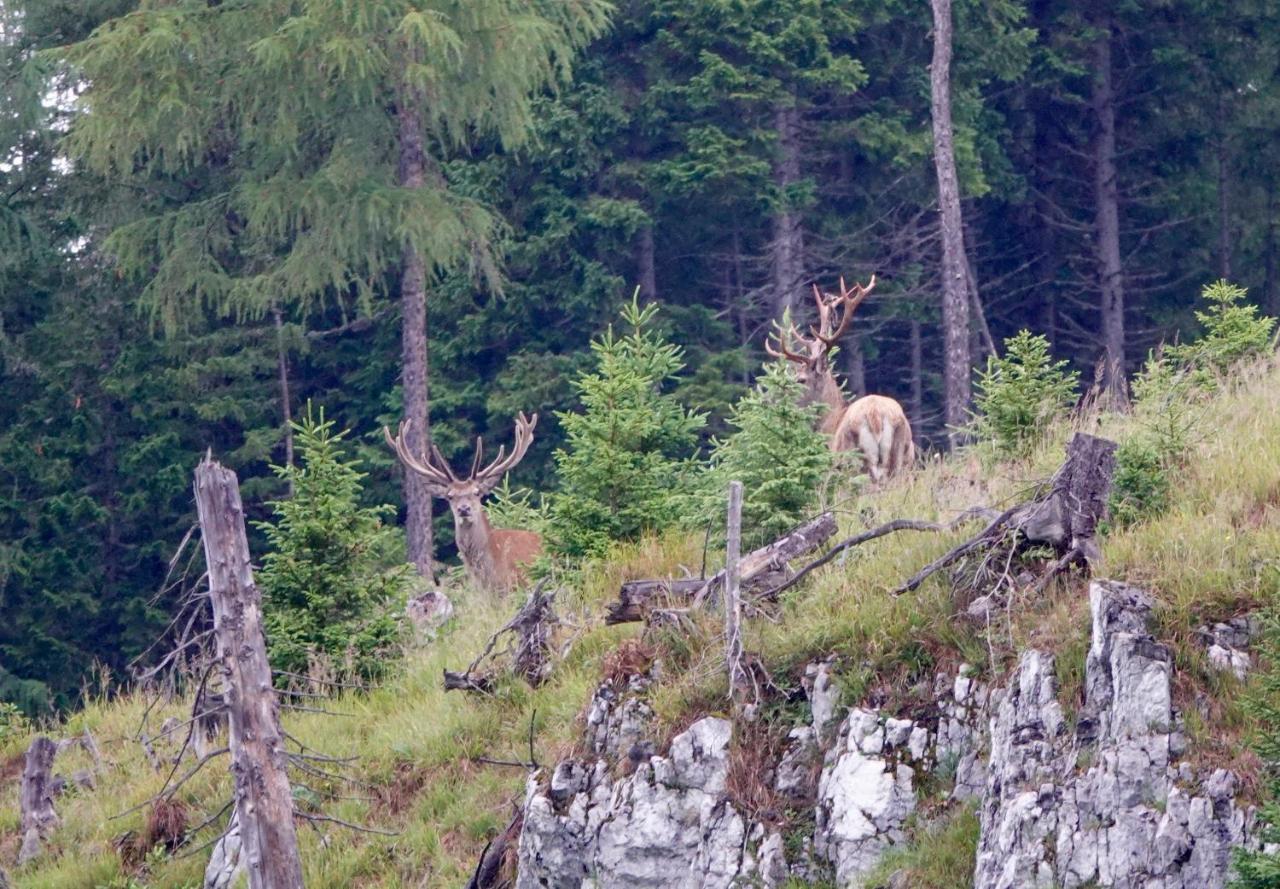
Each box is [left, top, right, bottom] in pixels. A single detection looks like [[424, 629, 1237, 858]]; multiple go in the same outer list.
[[2, 0, 1278, 711]]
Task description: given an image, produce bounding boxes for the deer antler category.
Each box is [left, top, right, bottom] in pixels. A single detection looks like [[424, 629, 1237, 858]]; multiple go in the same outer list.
[[471, 412, 538, 493], [811, 274, 876, 349], [765, 319, 810, 363], [383, 419, 457, 494]]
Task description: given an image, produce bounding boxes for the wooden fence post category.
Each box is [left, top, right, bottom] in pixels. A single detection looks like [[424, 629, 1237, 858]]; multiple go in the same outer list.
[[194, 456, 305, 889], [724, 481, 746, 710]]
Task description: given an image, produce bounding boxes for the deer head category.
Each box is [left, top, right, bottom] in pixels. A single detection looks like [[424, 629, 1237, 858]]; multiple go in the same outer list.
[[384, 412, 538, 523], [384, 412, 541, 591], [766, 274, 876, 408]]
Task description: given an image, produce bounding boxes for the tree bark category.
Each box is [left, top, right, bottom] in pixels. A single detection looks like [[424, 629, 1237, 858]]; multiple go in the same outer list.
[[606, 511, 837, 623], [844, 333, 866, 398], [771, 102, 806, 318], [1266, 182, 1278, 316], [929, 0, 972, 444], [397, 81, 435, 579], [1217, 134, 1232, 280], [271, 306, 295, 489], [1091, 18, 1128, 406], [18, 736, 58, 865], [909, 318, 924, 433], [194, 458, 304, 889]]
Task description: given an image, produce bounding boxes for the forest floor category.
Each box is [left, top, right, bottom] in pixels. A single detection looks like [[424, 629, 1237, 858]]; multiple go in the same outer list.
[[4, 358, 1280, 889]]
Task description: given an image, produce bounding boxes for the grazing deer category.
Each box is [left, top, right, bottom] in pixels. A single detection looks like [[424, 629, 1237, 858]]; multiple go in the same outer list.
[[766, 275, 915, 483], [385, 412, 543, 593]]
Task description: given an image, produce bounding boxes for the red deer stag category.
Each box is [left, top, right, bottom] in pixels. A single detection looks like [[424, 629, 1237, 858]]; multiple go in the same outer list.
[[385, 412, 543, 593], [766, 275, 915, 483]]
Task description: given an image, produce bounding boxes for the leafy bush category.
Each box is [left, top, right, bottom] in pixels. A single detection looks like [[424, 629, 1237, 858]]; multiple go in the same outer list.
[[256, 406, 410, 681], [684, 360, 832, 548], [547, 297, 706, 558], [972, 330, 1079, 456]]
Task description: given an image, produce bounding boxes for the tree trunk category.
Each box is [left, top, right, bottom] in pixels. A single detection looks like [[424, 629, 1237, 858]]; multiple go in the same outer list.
[[18, 736, 58, 865], [844, 333, 866, 398], [1266, 182, 1278, 316], [194, 458, 304, 889], [397, 83, 435, 579], [909, 318, 924, 433], [637, 222, 657, 301], [1091, 19, 1128, 406], [1217, 134, 1232, 280], [272, 306, 295, 489], [771, 102, 806, 318], [929, 0, 972, 444]]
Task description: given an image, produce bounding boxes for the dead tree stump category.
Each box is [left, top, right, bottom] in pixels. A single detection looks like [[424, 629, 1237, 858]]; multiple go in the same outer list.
[[896, 432, 1118, 596], [17, 735, 59, 864], [194, 457, 304, 889]]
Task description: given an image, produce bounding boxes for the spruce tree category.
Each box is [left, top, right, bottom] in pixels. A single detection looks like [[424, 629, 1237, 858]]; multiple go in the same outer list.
[[61, 0, 611, 577]]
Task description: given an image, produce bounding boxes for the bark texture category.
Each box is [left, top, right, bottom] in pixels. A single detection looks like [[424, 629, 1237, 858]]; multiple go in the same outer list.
[[770, 102, 806, 318], [929, 0, 973, 443], [194, 458, 304, 889], [18, 736, 59, 865], [1091, 19, 1128, 405], [397, 79, 435, 579]]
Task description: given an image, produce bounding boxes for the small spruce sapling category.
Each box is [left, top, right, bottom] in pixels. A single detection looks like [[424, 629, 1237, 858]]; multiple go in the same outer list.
[[256, 405, 410, 681], [547, 295, 705, 558], [687, 359, 832, 548], [972, 330, 1079, 457]]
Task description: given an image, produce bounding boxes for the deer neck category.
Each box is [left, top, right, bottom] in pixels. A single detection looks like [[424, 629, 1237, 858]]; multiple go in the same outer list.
[[813, 370, 848, 435], [454, 509, 501, 588]]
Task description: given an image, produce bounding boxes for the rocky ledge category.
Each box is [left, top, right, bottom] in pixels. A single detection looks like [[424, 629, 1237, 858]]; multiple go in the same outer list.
[[515, 580, 1255, 888]]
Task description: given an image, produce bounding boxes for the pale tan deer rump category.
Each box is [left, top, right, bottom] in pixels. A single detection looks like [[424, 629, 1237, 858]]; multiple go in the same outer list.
[[766, 275, 915, 484], [384, 412, 543, 593]]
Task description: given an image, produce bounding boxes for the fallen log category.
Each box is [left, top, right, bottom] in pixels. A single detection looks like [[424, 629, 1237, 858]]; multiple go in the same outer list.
[[605, 511, 838, 624], [895, 432, 1117, 596]]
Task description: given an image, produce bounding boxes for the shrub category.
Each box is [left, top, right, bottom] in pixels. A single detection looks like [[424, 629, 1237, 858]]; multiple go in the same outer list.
[[684, 359, 832, 548], [0, 700, 30, 741], [1164, 279, 1276, 387], [547, 297, 705, 558], [1107, 437, 1171, 529], [972, 330, 1078, 456], [256, 406, 410, 682]]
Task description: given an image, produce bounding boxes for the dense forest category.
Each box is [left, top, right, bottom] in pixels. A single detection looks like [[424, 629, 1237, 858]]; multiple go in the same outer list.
[[2, 0, 1279, 715]]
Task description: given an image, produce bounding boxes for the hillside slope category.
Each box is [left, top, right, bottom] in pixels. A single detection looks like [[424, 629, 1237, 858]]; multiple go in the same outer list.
[[4, 359, 1280, 888]]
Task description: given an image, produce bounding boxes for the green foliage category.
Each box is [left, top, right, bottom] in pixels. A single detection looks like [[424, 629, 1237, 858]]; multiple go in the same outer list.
[[685, 360, 832, 548], [1164, 280, 1277, 387], [0, 699, 30, 741], [1107, 437, 1173, 530], [972, 330, 1079, 456], [867, 803, 981, 889], [1111, 281, 1275, 529], [256, 406, 410, 681], [547, 297, 706, 558]]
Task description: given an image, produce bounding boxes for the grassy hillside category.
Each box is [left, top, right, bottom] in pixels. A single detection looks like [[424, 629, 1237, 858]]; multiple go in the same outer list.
[[4, 359, 1280, 889]]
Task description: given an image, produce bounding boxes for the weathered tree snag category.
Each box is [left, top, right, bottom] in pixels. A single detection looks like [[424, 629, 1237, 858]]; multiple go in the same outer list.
[[194, 457, 304, 889], [465, 810, 521, 889], [930, 0, 974, 444], [445, 581, 559, 692], [18, 736, 59, 864], [896, 432, 1117, 595], [605, 512, 838, 624]]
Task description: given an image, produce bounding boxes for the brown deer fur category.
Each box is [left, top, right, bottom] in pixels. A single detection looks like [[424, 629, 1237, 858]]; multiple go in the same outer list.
[[768, 276, 915, 483], [385, 413, 543, 593]]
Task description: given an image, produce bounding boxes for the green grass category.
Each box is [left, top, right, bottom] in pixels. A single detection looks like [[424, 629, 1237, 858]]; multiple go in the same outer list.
[[5, 358, 1280, 887], [866, 802, 981, 889]]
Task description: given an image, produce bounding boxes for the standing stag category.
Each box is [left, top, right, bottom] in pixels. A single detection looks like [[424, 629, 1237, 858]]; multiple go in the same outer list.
[[767, 275, 915, 483], [385, 412, 543, 593]]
